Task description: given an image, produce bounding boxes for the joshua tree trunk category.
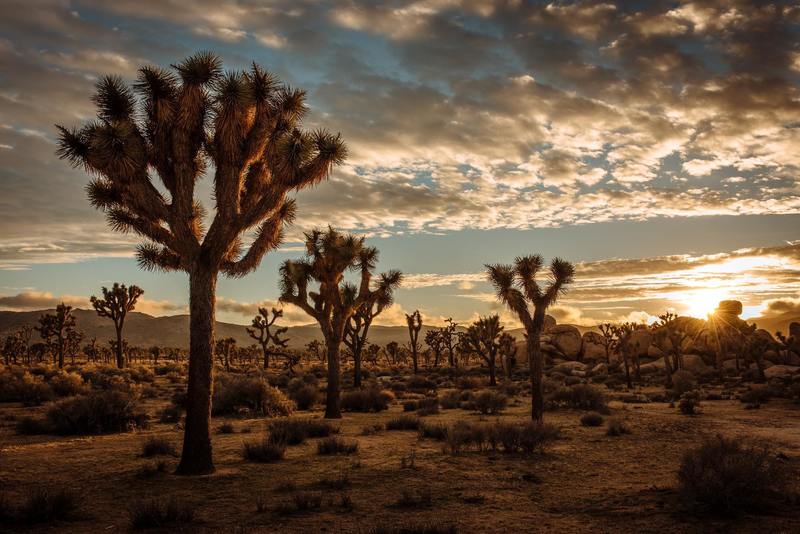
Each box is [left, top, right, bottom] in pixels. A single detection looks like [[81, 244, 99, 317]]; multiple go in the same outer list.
[[115, 326, 124, 368], [527, 323, 544, 424], [324, 333, 343, 419], [488, 356, 496, 386], [623, 351, 632, 389], [177, 267, 217, 475], [353, 341, 363, 388], [262, 343, 270, 369]]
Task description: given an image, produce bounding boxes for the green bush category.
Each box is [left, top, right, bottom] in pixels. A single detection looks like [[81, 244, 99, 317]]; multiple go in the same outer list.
[[678, 436, 787, 515], [340, 387, 394, 413]]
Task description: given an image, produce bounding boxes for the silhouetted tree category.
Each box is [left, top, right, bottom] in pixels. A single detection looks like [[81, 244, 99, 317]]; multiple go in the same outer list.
[[486, 256, 574, 423], [498, 332, 517, 378], [406, 310, 423, 374], [344, 249, 402, 386], [597, 323, 615, 364], [279, 227, 399, 418], [385, 341, 400, 366], [247, 307, 289, 369], [84, 337, 99, 363], [215, 337, 236, 372], [462, 315, 504, 385], [441, 318, 459, 367], [57, 53, 345, 474], [90, 283, 143, 368], [306, 339, 325, 364], [36, 303, 78, 368], [611, 323, 637, 389], [424, 329, 445, 367]]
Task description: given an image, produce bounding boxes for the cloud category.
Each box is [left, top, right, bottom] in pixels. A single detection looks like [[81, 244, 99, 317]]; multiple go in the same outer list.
[[0, 291, 87, 310]]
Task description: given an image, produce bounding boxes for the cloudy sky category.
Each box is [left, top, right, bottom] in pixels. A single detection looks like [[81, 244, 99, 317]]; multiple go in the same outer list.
[[1, 0, 799, 328]]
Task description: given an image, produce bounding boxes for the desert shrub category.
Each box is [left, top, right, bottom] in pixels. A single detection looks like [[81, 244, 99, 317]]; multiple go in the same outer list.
[[289, 385, 320, 410], [276, 492, 323, 514], [19, 488, 79, 524], [136, 461, 169, 479], [361, 423, 384, 435], [606, 418, 631, 436], [418, 420, 448, 441], [340, 387, 394, 413], [128, 366, 155, 383], [580, 412, 604, 427], [456, 376, 481, 390], [242, 438, 286, 462], [267, 418, 338, 445], [212, 374, 293, 417], [217, 422, 235, 434], [140, 436, 176, 457], [49, 372, 87, 397], [485, 421, 560, 454], [739, 386, 773, 405], [677, 436, 787, 515], [316, 471, 351, 490], [369, 522, 458, 534], [406, 375, 437, 391], [317, 436, 358, 455], [471, 390, 507, 414], [79, 365, 131, 390], [159, 405, 182, 424], [416, 397, 440, 416], [546, 384, 607, 412], [45, 390, 147, 435], [15, 416, 51, 435], [439, 390, 461, 409], [445, 420, 487, 455], [154, 362, 184, 376], [678, 391, 702, 415], [671, 370, 697, 396], [386, 415, 420, 431], [0, 369, 55, 406], [129, 497, 194, 529]]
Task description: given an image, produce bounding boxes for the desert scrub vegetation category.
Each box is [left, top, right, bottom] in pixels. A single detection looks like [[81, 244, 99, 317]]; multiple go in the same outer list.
[[369, 522, 458, 534], [386, 415, 421, 431], [316, 436, 359, 455], [670, 370, 698, 396], [418, 420, 448, 441], [580, 412, 605, 427], [678, 391, 703, 415], [470, 390, 508, 414], [677, 435, 788, 516], [0, 367, 55, 405], [140, 436, 177, 457], [18, 389, 147, 435], [340, 387, 394, 412], [546, 384, 607, 412], [128, 497, 195, 529], [212, 374, 293, 417], [242, 438, 286, 463], [287, 376, 321, 410], [267, 418, 338, 445], [0, 489, 81, 525], [606, 418, 631, 436], [442, 420, 559, 455]]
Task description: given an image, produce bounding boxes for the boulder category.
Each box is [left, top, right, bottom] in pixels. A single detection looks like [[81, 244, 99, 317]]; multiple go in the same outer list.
[[790, 322, 800, 337], [581, 331, 606, 361], [548, 325, 582, 359], [628, 329, 652, 358], [552, 361, 586, 375], [647, 345, 665, 359], [763, 365, 800, 380], [591, 363, 608, 376], [716, 300, 743, 316], [543, 315, 557, 332], [681, 354, 710, 374]]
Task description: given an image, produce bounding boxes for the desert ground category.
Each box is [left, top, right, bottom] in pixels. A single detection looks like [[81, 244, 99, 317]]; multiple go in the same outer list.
[[1, 364, 798, 533]]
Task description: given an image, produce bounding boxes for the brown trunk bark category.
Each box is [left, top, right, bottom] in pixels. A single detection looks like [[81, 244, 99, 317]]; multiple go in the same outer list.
[[488, 354, 496, 386], [324, 335, 342, 419], [353, 343, 362, 388], [115, 325, 124, 369], [176, 267, 217, 476], [528, 324, 544, 424]]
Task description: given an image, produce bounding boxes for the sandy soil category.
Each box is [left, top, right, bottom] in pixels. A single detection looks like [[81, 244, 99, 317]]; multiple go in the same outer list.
[[1, 375, 799, 533]]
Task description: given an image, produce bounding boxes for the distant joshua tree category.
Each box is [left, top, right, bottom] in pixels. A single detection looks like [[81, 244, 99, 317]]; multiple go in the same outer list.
[[279, 227, 401, 418], [441, 318, 459, 367], [597, 323, 615, 364], [305, 339, 325, 364], [90, 283, 143, 369], [57, 53, 345, 474], [406, 310, 423, 374], [344, 248, 402, 387], [486, 256, 575, 423], [247, 307, 289, 369], [611, 322, 637, 389], [36, 303, 78, 369], [215, 337, 236, 372], [424, 328, 445, 367], [385, 341, 400, 366], [498, 332, 517, 378], [462, 315, 504, 385]]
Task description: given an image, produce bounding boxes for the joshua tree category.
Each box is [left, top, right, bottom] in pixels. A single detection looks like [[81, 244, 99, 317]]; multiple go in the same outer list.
[[344, 248, 402, 386], [424, 328, 445, 367], [90, 283, 143, 369], [215, 337, 236, 372], [441, 318, 459, 367], [57, 53, 345, 474], [486, 256, 574, 423], [597, 323, 615, 364], [84, 337, 99, 363], [66, 329, 84, 365], [279, 227, 400, 418], [498, 332, 517, 378], [611, 323, 637, 388], [247, 307, 289, 369], [406, 310, 423, 374], [305, 339, 325, 364], [36, 303, 78, 368], [385, 341, 400, 366], [149, 345, 162, 364], [462, 315, 504, 385], [740, 323, 770, 382]]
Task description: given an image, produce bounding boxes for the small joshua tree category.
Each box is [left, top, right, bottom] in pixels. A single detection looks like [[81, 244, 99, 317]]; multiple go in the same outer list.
[[498, 332, 517, 378], [610, 322, 639, 389], [215, 337, 236, 372], [406, 310, 423, 374], [247, 307, 289, 369], [343, 248, 402, 386], [90, 283, 143, 369], [441, 318, 459, 367], [597, 323, 615, 364], [36, 303, 78, 368], [279, 227, 401, 418], [57, 53, 345, 474], [462, 315, 504, 385], [486, 255, 574, 423], [424, 328, 445, 368]]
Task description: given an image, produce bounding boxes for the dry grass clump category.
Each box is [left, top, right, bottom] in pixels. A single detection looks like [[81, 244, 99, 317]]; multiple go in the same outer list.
[[340, 387, 394, 412], [21, 390, 148, 435], [470, 390, 507, 414], [418, 420, 448, 440], [391, 487, 433, 509], [386, 415, 421, 431], [242, 438, 286, 462], [546, 384, 607, 412], [0, 489, 81, 525], [140, 436, 176, 457], [128, 497, 194, 529], [212, 374, 293, 417], [441, 420, 559, 455], [606, 418, 631, 436], [316, 436, 359, 455], [677, 435, 788, 516], [267, 418, 338, 445], [579, 412, 604, 427]]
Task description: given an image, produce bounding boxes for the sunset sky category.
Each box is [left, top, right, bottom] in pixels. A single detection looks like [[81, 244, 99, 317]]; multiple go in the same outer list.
[[1, 1, 799, 328]]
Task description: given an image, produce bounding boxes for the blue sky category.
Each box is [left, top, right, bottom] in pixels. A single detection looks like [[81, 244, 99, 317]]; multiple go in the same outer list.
[[0, 1, 799, 327]]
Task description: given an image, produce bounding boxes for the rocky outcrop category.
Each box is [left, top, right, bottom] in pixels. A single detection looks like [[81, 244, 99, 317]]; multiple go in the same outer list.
[[546, 325, 582, 359], [763, 365, 800, 380], [581, 331, 606, 361]]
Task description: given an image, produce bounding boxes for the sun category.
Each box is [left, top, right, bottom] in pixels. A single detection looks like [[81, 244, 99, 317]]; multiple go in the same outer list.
[[680, 288, 730, 318]]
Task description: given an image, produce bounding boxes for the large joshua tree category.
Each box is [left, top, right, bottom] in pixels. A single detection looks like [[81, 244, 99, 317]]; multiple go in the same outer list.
[[56, 53, 345, 475], [486, 256, 574, 423], [279, 227, 401, 418], [91, 283, 143, 368], [343, 247, 402, 387]]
